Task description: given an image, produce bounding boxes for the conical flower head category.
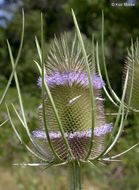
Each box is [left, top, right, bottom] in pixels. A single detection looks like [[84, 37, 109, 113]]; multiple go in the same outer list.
[[33, 33, 113, 161]]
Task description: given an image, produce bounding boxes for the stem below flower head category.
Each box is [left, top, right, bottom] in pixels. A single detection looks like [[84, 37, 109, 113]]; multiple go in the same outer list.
[[70, 161, 81, 190]]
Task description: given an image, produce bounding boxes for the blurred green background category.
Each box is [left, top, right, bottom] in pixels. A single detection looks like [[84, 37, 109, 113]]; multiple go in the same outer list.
[[0, 0, 139, 189]]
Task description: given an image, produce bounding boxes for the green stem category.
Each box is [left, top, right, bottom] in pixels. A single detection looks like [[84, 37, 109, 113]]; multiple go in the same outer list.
[[70, 162, 81, 190]]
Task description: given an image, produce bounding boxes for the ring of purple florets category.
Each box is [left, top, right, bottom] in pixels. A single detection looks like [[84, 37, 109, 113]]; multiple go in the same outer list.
[[32, 123, 113, 140], [37, 71, 105, 89]]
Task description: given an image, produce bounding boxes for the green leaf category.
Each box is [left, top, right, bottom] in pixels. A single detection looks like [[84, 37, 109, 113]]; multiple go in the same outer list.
[[72, 9, 95, 160], [7, 38, 51, 159], [0, 9, 24, 105], [40, 13, 63, 161], [0, 119, 9, 128], [6, 104, 49, 162], [94, 43, 129, 159]]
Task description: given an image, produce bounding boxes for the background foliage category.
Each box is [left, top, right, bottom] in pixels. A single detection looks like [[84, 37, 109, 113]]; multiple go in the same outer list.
[[0, 0, 139, 189]]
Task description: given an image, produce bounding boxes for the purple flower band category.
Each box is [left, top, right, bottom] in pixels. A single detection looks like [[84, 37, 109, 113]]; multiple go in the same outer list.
[[32, 123, 113, 140], [37, 71, 105, 89]]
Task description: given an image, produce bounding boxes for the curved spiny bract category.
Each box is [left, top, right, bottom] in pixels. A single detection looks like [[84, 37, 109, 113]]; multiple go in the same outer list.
[[33, 33, 113, 162]]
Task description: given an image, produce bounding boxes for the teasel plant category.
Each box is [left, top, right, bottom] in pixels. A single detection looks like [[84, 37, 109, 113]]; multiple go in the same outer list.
[[5, 9, 139, 190]]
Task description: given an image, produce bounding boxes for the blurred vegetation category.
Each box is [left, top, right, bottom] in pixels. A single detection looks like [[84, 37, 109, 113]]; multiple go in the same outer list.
[[0, 0, 139, 189]]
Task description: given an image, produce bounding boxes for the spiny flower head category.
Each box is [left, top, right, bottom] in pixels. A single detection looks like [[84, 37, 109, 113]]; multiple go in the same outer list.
[[33, 33, 113, 161]]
